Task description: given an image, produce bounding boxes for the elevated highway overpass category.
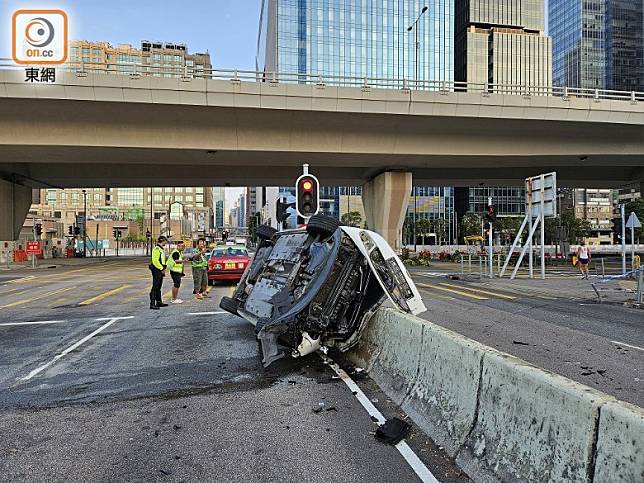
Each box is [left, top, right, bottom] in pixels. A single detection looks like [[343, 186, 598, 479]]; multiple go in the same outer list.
[[1, 66, 643, 244]]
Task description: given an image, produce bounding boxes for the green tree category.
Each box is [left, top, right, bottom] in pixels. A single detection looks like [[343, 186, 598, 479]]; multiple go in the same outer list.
[[340, 211, 362, 227], [460, 212, 481, 242], [433, 218, 447, 245], [494, 216, 523, 244], [624, 199, 644, 238], [416, 218, 431, 246], [560, 209, 592, 242]]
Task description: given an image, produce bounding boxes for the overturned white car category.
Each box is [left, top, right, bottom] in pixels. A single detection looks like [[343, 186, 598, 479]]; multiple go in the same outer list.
[[220, 214, 426, 366]]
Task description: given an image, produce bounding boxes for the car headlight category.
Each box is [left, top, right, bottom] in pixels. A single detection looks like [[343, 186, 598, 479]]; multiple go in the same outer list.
[[237, 262, 245, 269], [214, 264, 222, 269]]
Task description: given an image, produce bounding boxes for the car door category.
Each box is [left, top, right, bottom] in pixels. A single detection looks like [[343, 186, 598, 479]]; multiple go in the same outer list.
[[340, 226, 426, 315]]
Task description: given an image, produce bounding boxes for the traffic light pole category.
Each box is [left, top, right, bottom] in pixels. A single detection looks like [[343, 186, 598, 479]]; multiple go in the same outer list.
[[31, 215, 36, 269], [488, 196, 493, 278]]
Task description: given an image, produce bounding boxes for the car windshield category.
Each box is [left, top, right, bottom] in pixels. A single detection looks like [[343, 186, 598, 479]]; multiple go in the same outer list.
[[211, 247, 248, 257]]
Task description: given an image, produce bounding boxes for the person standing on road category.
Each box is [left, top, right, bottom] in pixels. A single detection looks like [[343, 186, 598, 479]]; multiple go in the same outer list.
[[191, 238, 210, 300], [576, 240, 591, 279], [167, 240, 186, 304], [149, 236, 169, 310]]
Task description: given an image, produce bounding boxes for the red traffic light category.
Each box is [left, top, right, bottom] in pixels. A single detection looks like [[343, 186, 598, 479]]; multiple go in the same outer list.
[[296, 174, 320, 218]]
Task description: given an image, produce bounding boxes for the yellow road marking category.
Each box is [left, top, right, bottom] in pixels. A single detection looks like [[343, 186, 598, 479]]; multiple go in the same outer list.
[[78, 285, 131, 306], [417, 287, 454, 300], [418, 282, 488, 300], [123, 286, 152, 303], [52, 297, 68, 304], [162, 289, 174, 301], [0, 286, 75, 308], [437, 283, 517, 300]]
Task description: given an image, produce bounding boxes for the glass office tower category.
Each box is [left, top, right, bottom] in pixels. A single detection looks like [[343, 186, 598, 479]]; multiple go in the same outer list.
[[550, 0, 643, 91], [258, 0, 454, 82], [258, 0, 457, 243]]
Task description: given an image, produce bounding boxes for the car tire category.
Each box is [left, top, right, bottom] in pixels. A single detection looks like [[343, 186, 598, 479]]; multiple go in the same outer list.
[[219, 296, 239, 315], [256, 225, 277, 241], [307, 214, 339, 238]]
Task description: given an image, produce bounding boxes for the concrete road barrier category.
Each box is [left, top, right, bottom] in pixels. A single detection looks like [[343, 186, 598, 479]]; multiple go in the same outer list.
[[347, 308, 644, 483], [593, 400, 644, 483]]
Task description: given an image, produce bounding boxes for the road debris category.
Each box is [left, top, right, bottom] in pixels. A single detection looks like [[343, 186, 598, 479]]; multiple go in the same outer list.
[[375, 417, 411, 445]]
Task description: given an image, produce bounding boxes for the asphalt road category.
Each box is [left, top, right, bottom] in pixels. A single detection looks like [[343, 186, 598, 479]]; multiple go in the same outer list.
[[409, 267, 644, 408], [0, 258, 468, 483]]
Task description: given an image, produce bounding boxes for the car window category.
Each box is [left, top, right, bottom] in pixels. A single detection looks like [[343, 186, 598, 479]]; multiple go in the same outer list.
[[210, 247, 248, 257]]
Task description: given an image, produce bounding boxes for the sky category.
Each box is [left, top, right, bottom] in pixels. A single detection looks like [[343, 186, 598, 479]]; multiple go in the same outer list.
[[1, 1, 262, 205], [1, 0, 263, 69]]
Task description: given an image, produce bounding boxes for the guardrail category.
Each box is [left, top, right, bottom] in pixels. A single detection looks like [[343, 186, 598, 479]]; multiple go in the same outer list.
[[592, 266, 644, 305], [1, 57, 643, 103]]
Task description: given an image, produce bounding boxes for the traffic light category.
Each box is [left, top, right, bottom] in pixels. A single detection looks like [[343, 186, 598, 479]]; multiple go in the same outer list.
[[146, 230, 152, 240], [35, 223, 42, 236], [68, 225, 73, 236], [485, 204, 497, 224], [74, 226, 80, 236], [276, 199, 295, 223], [222, 230, 228, 242], [296, 174, 319, 218]]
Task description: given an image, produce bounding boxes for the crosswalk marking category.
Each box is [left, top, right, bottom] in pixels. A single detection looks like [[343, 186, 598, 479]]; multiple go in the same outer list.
[[418, 282, 488, 300], [78, 285, 131, 306]]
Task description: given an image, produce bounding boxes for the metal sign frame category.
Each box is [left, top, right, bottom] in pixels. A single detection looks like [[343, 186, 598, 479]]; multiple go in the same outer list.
[[500, 172, 558, 280]]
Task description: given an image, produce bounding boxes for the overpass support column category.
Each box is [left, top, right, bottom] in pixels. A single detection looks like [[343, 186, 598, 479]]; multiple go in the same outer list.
[[0, 179, 32, 241], [362, 171, 412, 250]]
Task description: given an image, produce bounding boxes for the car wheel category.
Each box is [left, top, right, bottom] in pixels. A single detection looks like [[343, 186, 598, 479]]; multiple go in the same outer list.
[[307, 214, 339, 238], [219, 296, 239, 315], [256, 224, 277, 241], [208, 279, 214, 286]]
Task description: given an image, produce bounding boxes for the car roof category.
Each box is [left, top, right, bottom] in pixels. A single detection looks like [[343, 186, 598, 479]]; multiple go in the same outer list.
[[211, 246, 248, 252]]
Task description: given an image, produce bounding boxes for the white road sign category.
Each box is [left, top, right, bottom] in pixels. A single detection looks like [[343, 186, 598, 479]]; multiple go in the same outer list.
[[625, 212, 641, 229]]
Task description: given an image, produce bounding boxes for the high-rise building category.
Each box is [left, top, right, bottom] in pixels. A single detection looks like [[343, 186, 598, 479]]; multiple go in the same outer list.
[[29, 40, 214, 236], [453, 0, 551, 226], [549, 0, 643, 91], [574, 189, 615, 245], [31, 187, 209, 237], [549, 1, 643, 238], [212, 188, 226, 228], [258, 0, 458, 243], [259, 0, 453, 82], [455, 0, 552, 92], [68, 40, 211, 77]]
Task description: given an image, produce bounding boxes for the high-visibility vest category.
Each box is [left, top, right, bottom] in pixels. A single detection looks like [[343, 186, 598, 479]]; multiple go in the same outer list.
[[167, 248, 184, 273], [151, 245, 166, 270], [191, 249, 208, 269]]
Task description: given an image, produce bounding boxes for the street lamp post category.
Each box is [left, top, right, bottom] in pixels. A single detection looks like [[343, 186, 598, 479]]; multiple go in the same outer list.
[[407, 5, 429, 89], [82, 189, 87, 258]]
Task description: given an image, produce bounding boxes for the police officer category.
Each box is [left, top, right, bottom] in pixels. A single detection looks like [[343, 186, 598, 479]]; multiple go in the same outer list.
[[149, 236, 168, 310], [167, 240, 186, 304], [191, 238, 209, 300]]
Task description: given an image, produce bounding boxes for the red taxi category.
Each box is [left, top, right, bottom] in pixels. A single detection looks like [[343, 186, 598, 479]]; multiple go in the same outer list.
[[208, 246, 251, 283]]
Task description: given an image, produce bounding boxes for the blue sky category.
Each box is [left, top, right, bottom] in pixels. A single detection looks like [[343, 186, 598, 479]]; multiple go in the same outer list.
[[1, 0, 263, 69]]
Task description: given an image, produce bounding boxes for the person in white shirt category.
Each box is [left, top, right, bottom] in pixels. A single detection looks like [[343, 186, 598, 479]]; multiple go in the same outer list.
[[576, 240, 591, 279]]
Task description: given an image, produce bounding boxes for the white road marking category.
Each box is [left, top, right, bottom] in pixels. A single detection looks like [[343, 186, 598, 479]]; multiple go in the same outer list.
[[611, 341, 644, 352], [320, 354, 440, 483], [18, 316, 134, 382], [0, 320, 66, 327], [187, 311, 228, 316]]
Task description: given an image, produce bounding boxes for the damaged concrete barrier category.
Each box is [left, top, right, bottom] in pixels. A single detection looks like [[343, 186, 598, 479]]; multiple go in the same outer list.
[[593, 400, 644, 483], [347, 308, 486, 456], [347, 308, 643, 482], [456, 350, 612, 483]]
